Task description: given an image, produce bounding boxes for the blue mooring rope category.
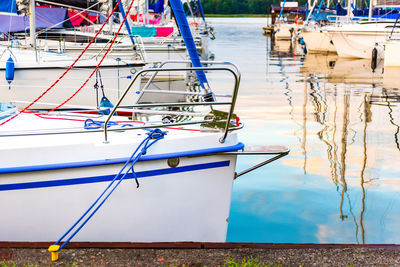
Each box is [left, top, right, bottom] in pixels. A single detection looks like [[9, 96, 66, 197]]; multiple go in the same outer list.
[[84, 118, 119, 129], [52, 128, 167, 251]]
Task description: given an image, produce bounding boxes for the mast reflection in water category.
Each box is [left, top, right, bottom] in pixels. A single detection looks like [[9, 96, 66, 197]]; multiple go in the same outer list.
[[206, 17, 400, 244]]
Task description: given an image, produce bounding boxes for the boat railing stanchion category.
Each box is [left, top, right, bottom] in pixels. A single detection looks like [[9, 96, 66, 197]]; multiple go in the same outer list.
[[103, 63, 241, 143], [215, 146, 290, 179], [135, 60, 240, 104]]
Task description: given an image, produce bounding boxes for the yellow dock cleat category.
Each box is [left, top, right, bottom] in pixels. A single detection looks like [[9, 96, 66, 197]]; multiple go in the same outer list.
[[48, 244, 60, 261]]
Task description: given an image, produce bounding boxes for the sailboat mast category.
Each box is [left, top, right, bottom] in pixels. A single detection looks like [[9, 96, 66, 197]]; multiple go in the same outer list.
[[306, 0, 318, 23], [368, 0, 373, 21], [30, 0, 36, 48], [109, 0, 113, 33], [347, 0, 353, 18]]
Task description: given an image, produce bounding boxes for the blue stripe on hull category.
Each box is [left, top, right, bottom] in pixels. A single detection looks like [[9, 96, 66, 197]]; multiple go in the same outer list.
[[0, 142, 244, 174], [0, 160, 231, 191]]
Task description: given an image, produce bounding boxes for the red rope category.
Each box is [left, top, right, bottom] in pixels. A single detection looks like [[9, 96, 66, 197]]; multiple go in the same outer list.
[[48, 0, 137, 113], [33, 114, 200, 131], [0, 0, 123, 127], [34, 113, 145, 125]]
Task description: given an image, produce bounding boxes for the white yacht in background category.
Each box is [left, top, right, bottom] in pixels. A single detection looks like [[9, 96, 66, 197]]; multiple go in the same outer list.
[[301, 22, 337, 53], [275, 22, 300, 40], [271, 2, 306, 40], [0, 44, 145, 108], [383, 29, 400, 67], [298, 0, 337, 53], [327, 20, 396, 58]]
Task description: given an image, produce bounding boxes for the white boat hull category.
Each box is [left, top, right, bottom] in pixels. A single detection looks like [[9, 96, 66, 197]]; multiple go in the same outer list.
[[0, 113, 242, 242], [384, 39, 400, 67], [275, 23, 298, 40], [327, 22, 393, 59], [302, 30, 336, 53], [330, 31, 385, 58], [0, 154, 236, 242]]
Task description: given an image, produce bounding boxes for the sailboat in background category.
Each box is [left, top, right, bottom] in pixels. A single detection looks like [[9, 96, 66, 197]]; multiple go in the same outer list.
[[325, 0, 400, 59], [300, 0, 337, 53], [327, 20, 396, 58], [0, 0, 146, 108], [300, 0, 400, 58], [1, 0, 212, 64], [383, 23, 400, 68], [271, 1, 306, 40]]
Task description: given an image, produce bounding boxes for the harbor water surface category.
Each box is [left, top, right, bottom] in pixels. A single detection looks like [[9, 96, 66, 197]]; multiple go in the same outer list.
[[206, 17, 400, 244]]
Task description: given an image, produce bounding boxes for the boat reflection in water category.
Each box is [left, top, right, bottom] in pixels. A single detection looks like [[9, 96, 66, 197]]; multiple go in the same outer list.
[[301, 54, 384, 85], [383, 67, 400, 89], [227, 33, 400, 244], [291, 52, 400, 244], [270, 38, 305, 58], [302, 53, 399, 89]]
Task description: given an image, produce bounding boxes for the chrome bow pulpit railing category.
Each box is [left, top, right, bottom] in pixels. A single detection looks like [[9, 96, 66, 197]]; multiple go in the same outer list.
[[103, 60, 243, 143]]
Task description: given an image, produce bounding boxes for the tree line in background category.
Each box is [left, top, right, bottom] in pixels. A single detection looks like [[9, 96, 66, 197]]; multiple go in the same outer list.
[[200, 0, 306, 14]]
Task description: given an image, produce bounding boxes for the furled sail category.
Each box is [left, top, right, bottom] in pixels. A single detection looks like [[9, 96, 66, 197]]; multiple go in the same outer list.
[[0, 0, 17, 13], [0, 6, 68, 33]]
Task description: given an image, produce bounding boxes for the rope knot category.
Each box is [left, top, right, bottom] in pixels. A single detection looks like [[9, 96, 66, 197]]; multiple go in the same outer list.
[[84, 119, 118, 130], [147, 128, 167, 139]]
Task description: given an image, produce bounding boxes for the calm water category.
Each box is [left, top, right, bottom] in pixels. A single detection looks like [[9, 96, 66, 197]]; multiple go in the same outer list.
[[206, 17, 400, 244]]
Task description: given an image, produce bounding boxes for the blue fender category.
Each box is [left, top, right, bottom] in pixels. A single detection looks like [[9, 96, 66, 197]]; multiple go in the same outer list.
[[98, 96, 114, 115], [5, 56, 15, 87]]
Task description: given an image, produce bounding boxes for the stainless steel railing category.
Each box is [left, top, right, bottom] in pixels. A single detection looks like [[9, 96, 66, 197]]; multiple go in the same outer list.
[[103, 61, 241, 143], [0, 61, 241, 139]]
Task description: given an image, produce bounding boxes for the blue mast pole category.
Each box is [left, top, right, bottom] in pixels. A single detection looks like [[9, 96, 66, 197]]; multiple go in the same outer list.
[[197, 0, 206, 21], [277, 0, 287, 22], [169, 0, 210, 90], [316, 0, 324, 16], [118, 1, 135, 45]]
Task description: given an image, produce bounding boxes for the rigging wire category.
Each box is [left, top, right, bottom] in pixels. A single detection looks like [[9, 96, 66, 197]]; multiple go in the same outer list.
[[0, 0, 124, 127], [47, 0, 137, 112]]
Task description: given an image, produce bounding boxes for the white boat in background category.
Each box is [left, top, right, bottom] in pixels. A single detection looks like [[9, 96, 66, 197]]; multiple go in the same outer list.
[[383, 37, 400, 67], [302, 24, 337, 53], [0, 45, 145, 108], [275, 22, 299, 40], [4, 32, 192, 63], [382, 30, 400, 86], [0, 0, 211, 65], [270, 2, 306, 40], [327, 21, 395, 58], [298, 0, 336, 54]]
